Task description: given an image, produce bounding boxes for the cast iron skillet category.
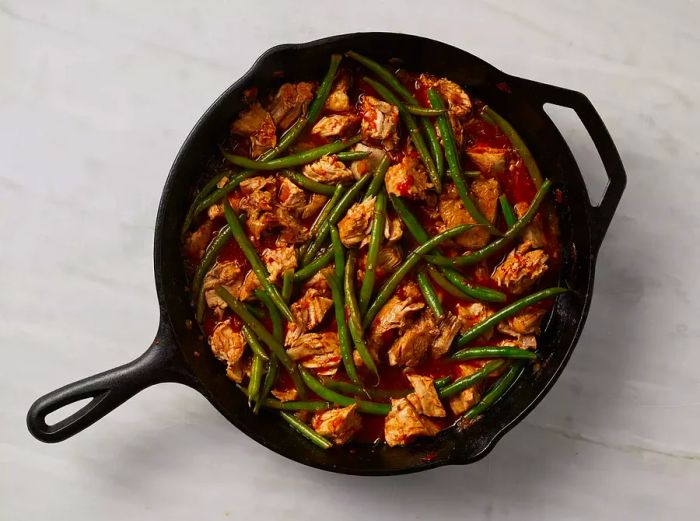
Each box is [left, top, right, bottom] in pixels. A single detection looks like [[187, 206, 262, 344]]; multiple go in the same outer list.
[[27, 32, 626, 475]]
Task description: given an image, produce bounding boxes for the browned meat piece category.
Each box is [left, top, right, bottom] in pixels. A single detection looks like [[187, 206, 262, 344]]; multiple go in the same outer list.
[[324, 72, 351, 112], [184, 220, 214, 261], [338, 197, 375, 248], [202, 261, 245, 317], [360, 95, 400, 148], [514, 201, 547, 248], [387, 312, 438, 367], [438, 178, 500, 249], [456, 302, 495, 339], [285, 287, 334, 346], [303, 265, 334, 292], [271, 387, 298, 402], [385, 155, 433, 199], [467, 145, 507, 174], [302, 155, 355, 184], [492, 242, 549, 294], [350, 143, 387, 179], [238, 245, 297, 301], [278, 177, 307, 210], [497, 335, 537, 350], [419, 75, 473, 119], [384, 397, 440, 447], [210, 321, 246, 382], [435, 111, 464, 150], [230, 103, 277, 158], [267, 82, 315, 130], [274, 208, 310, 246], [384, 214, 404, 243], [311, 404, 362, 445], [497, 307, 548, 337], [310, 114, 360, 138], [368, 281, 424, 358], [287, 332, 341, 375], [405, 373, 446, 417], [237, 176, 277, 218], [375, 244, 403, 276], [448, 364, 482, 415], [301, 193, 328, 220], [431, 312, 463, 359], [207, 203, 224, 220], [238, 270, 261, 302]]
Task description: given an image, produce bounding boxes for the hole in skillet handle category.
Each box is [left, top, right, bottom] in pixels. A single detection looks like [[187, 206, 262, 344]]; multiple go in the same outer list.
[[26, 320, 195, 443]]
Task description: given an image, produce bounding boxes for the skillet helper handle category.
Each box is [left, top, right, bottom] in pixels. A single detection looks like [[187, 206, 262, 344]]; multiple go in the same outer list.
[[510, 77, 627, 251], [27, 321, 193, 443]]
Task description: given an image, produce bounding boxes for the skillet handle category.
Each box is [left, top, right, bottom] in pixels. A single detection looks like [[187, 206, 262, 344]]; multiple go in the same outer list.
[[27, 320, 195, 443], [509, 77, 627, 251]]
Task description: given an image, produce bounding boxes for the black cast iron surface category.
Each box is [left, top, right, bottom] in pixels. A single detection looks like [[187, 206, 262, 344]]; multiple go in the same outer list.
[[27, 32, 626, 475]]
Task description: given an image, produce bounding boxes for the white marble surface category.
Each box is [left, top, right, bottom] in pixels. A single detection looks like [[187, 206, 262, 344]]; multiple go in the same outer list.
[[2, 0, 699, 519]]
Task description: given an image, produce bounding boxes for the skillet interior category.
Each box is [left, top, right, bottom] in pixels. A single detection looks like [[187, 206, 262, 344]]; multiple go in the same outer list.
[[155, 33, 599, 474]]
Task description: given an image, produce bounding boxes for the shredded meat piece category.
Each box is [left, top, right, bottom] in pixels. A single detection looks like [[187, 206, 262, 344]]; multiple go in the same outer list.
[[419, 75, 473, 119], [435, 111, 465, 150], [287, 332, 341, 375], [267, 82, 314, 130], [368, 282, 424, 360], [431, 313, 463, 359], [303, 265, 334, 292], [467, 145, 507, 174], [456, 302, 495, 339], [278, 177, 307, 210], [497, 335, 537, 350], [388, 312, 438, 367], [384, 397, 440, 447], [384, 214, 404, 244], [360, 95, 400, 148], [385, 155, 433, 199], [301, 193, 328, 220], [324, 72, 351, 112], [375, 244, 403, 276], [338, 197, 375, 248], [302, 155, 355, 184], [210, 321, 247, 381], [310, 114, 360, 138], [514, 201, 547, 248], [271, 387, 298, 402], [285, 287, 334, 346], [350, 143, 387, 179], [230, 103, 277, 158], [405, 373, 446, 417], [492, 241, 549, 294], [184, 220, 214, 262], [448, 364, 482, 415], [497, 307, 548, 337], [238, 245, 297, 301], [311, 404, 362, 445], [203, 261, 244, 317], [438, 178, 500, 249]]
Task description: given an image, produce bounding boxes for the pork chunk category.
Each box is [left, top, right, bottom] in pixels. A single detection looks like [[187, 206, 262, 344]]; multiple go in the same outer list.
[[368, 282, 424, 358], [311, 404, 362, 445], [456, 302, 495, 339], [388, 312, 438, 368], [497, 307, 548, 337], [324, 72, 351, 112], [350, 143, 388, 179], [302, 155, 355, 184], [271, 387, 298, 402], [384, 397, 440, 447], [497, 335, 537, 350], [285, 287, 334, 346], [202, 261, 244, 316], [238, 245, 297, 301], [230, 103, 277, 158], [184, 220, 214, 261], [210, 321, 246, 380], [467, 145, 507, 174], [492, 242, 549, 294], [438, 178, 500, 249], [278, 177, 307, 210], [301, 193, 329, 220], [360, 95, 400, 148], [311, 114, 360, 138], [405, 373, 446, 417], [431, 312, 463, 359], [338, 197, 375, 248], [385, 155, 433, 199], [287, 332, 341, 375], [267, 82, 315, 130], [448, 364, 482, 415], [514, 201, 547, 248], [384, 214, 404, 244], [375, 244, 403, 275]]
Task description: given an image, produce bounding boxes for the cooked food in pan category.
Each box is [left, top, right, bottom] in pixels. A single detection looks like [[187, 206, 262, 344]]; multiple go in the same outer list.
[[182, 51, 565, 448]]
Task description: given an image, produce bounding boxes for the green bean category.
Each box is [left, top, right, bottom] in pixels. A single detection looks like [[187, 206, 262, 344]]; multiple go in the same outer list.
[[425, 179, 552, 267], [362, 224, 476, 329], [222, 200, 294, 322], [215, 287, 306, 397], [302, 174, 372, 265], [293, 249, 334, 282], [242, 326, 270, 362], [358, 192, 386, 313], [300, 369, 391, 415], [245, 304, 266, 320], [482, 106, 543, 189], [456, 287, 567, 347], [260, 399, 332, 411], [192, 225, 232, 319], [192, 170, 258, 218], [428, 88, 498, 235], [247, 354, 265, 404], [416, 268, 444, 318], [324, 272, 361, 385], [221, 135, 362, 171], [434, 376, 452, 389], [255, 290, 282, 413], [463, 170, 481, 178], [363, 77, 440, 192], [426, 265, 470, 300], [280, 411, 333, 449], [346, 51, 416, 104], [437, 360, 505, 398], [330, 225, 345, 281], [439, 268, 506, 303], [344, 252, 379, 379], [499, 194, 517, 228], [463, 364, 524, 420], [281, 269, 294, 302], [181, 171, 230, 235], [335, 150, 371, 162], [307, 53, 343, 125], [309, 185, 345, 240], [452, 346, 537, 361], [389, 194, 430, 243], [280, 170, 336, 196], [364, 154, 391, 201], [406, 105, 446, 116], [321, 378, 407, 400]]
